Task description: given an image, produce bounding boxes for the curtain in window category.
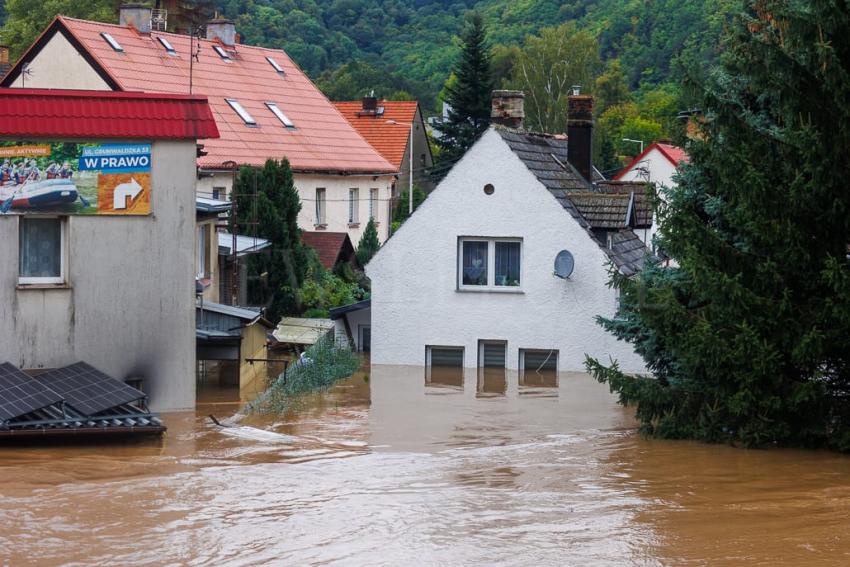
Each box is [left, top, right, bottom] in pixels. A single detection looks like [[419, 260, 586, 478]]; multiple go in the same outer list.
[[495, 241, 521, 286], [315, 188, 326, 223], [19, 218, 61, 277], [462, 241, 488, 285], [349, 188, 358, 223]]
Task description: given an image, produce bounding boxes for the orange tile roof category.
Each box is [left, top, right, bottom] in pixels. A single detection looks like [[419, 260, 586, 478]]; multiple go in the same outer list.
[[11, 17, 396, 174], [333, 101, 419, 169]]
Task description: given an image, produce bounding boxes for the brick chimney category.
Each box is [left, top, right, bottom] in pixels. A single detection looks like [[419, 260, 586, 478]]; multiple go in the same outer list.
[[490, 90, 524, 129], [567, 88, 593, 183], [119, 3, 152, 33], [206, 18, 236, 46], [362, 94, 378, 113]]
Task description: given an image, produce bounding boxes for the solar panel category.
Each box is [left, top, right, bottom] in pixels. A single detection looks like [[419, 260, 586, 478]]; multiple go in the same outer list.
[[0, 362, 65, 422], [37, 362, 145, 417]]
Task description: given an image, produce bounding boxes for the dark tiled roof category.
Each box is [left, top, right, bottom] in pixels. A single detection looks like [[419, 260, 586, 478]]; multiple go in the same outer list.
[[496, 127, 653, 276], [597, 180, 655, 228]]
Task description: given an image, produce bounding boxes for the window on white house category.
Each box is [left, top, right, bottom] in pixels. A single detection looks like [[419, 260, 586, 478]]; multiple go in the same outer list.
[[212, 187, 224, 200], [369, 188, 379, 220], [19, 217, 65, 284], [315, 188, 326, 224], [458, 238, 522, 289], [226, 99, 256, 126], [478, 340, 507, 368], [520, 349, 558, 372], [348, 188, 359, 224], [426, 345, 464, 367]]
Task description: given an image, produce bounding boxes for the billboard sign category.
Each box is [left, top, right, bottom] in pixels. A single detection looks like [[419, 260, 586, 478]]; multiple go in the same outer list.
[[0, 142, 152, 215]]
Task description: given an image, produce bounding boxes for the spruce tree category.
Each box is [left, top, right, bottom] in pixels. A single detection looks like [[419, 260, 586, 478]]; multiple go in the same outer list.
[[355, 218, 380, 267], [434, 12, 494, 168], [232, 158, 308, 322], [587, 0, 850, 451]]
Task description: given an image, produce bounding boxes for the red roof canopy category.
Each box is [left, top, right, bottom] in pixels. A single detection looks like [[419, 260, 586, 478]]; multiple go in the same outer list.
[[2, 17, 396, 174], [613, 141, 689, 180], [0, 88, 218, 139], [333, 101, 419, 169]]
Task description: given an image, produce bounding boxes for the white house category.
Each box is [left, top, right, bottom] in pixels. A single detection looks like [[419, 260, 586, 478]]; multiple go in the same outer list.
[[365, 92, 651, 374], [615, 141, 688, 188]]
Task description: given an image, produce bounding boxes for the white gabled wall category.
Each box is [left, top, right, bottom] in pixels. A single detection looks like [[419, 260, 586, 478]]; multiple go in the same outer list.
[[8, 32, 111, 90], [368, 128, 646, 373], [618, 148, 678, 188]]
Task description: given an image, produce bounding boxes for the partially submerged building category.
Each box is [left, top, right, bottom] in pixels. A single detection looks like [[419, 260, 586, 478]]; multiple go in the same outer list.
[[0, 88, 219, 410], [366, 91, 651, 374], [1, 8, 399, 243]]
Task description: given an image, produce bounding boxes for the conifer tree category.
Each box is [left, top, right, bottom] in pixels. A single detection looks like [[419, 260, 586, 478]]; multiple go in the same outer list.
[[434, 12, 493, 168], [587, 0, 850, 451], [355, 218, 380, 267], [232, 158, 308, 322]]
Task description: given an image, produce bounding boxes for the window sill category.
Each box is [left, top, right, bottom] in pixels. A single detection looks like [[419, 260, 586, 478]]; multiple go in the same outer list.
[[456, 287, 524, 294], [348, 222, 360, 228], [314, 223, 327, 230], [17, 282, 72, 291]]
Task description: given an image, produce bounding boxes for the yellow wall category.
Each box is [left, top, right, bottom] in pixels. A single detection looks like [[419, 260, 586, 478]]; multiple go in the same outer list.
[[239, 323, 271, 400]]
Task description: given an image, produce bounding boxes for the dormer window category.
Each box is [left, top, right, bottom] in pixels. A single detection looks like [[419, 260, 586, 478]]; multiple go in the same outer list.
[[101, 33, 124, 52], [213, 45, 231, 62], [226, 99, 256, 126], [265, 102, 294, 128], [156, 36, 176, 56], [266, 56, 285, 75]]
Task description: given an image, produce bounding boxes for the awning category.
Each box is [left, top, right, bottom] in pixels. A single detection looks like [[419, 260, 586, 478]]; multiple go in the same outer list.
[[272, 318, 334, 345], [196, 196, 231, 214], [218, 232, 271, 257]]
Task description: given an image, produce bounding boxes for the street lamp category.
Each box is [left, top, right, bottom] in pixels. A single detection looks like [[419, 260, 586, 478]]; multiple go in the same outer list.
[[622, 138, 644, 154]]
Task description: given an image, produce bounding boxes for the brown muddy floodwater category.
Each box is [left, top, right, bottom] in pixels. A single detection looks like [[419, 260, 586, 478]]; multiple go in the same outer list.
[[1, 364, 849, 566]]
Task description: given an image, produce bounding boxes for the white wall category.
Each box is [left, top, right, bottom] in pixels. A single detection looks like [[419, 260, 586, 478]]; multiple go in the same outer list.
[[368, 128, 646, 374], [618, 148, 679, 249], [8, 32, 111, 90], [196, 171, 394, 244], [0, 140, 197, 410]]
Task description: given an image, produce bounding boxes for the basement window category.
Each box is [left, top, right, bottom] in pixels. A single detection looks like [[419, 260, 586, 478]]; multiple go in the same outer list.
[[426, 346, 464, 368], [156, 36, 176, 56], [266, 56, 285, 75], [226, 99, 256, 126], [265, 102, 295, 128], [213, 45, 231, 62], [101, 32, 124, 52]]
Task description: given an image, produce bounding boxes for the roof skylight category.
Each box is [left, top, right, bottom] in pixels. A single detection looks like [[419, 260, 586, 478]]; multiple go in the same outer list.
[[101, 32, 124, 52], [156, 36, 176, 56], [266, 56, 285, 75], [266, 102, 295, 128], [213, 45, 231, 62], [226, 99, 256, 126]]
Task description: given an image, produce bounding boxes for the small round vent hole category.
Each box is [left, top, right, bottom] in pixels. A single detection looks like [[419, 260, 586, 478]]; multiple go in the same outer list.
[[483, 184, 495, 195]]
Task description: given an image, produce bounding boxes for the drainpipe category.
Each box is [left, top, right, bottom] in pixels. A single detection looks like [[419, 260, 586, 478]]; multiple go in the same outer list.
[[409, 121, 414, 215]]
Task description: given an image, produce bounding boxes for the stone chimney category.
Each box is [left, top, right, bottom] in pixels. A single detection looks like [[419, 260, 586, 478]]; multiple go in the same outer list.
[[206, 18, 237, 47], [362, 94, 378, 113], [490, 90, 524, 129], [567, 88, 593, 183], [119, 4, 152, 34]]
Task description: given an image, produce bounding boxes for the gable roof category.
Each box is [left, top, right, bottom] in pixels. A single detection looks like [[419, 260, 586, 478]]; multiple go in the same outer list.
[[597, 180, 654, 228], [302, 231, 355, 270], [0, 88, 218, 139], [495, 128, 653, 276], [333, 100, 422, 169], [614, 141, 689, 181], [3, 16, 396, 175]]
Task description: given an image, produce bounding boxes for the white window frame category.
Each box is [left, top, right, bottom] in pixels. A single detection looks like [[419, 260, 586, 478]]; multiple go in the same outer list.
[[213, 45, 231, 62], [369, 188, 379, 220], [197, 224, 209, 279], [18, 216, 67, 285], [266, 56, 285, 74], [226, 99, 256, 126], [348, 188, 359, 224], [101, 32, 124, 52], [156, 36, 176, 55], [315, 188, 326, 225], [457, 237, 523, 292], [265, 102, 295, 128]]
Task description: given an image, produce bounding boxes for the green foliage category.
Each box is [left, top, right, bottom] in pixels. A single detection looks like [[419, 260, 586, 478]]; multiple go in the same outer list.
[[316, 60, 436, 109], [434, 12, 493, 167], [355, 217, 381, 266], [299, 269, 367, 318], [1, 0, 121, 60], [233, 158, 309, 322], [247, 334, 360, 414], [508, 22, 600, 134], [392, 185, 427, 232], [588, 0, 850, 452]]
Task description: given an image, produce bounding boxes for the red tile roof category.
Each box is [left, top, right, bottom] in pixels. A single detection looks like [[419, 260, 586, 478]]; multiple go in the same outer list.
[[0, 88, 218, 139], [302, 231, 355, 269], [333, 101, 419, 169], [3, 17, 395, 174], [613, 141, 689, 180]]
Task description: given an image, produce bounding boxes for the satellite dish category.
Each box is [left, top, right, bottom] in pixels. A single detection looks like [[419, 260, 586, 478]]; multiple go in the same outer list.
[[554, 250, 575, 279]]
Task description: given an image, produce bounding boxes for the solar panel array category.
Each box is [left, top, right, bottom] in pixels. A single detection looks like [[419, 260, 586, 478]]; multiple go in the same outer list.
[[0, 362, 65, 422], [37, 362, 145, 417]]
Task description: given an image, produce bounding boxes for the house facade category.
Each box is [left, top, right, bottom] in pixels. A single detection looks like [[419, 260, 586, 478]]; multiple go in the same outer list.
[[334, 98, 435, 199], [2, 9, 398, 244], [366, 93, 650, 374], [0, 88, 219, 411]]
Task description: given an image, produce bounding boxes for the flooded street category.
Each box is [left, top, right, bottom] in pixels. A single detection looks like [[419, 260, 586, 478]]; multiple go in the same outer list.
[[2, 364, 849, 566]]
